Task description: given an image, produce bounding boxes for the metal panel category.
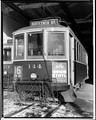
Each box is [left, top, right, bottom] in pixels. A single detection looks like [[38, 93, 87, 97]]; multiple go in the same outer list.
[[74, 62, 87, 84], [13, 61, 52, 81]]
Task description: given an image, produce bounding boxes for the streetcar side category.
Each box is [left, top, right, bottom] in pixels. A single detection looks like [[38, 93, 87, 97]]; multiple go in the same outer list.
[[74, 37, 89, 85], [3, 39, 14, 90], [69, 30, 89, 87]]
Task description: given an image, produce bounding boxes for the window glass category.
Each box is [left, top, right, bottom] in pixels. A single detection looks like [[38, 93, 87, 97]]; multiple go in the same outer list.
[[86, 54, 88, 64], [27, 32, 43, 56], [82, 49, 86, 64], [84, 51, 86, 63], [82, 48, 84, 63], [77, 42, 79, 60], [81, 47, 82, 62], [74, 39, 76, 60], [14, 34, 24, 59], [48, 32, 65, 56], [79, 45, 81, 61], [3, 48, 11, 61]]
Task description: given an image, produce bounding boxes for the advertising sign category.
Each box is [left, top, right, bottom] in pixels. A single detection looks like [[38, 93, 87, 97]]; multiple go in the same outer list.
[[52, 62, 67, 83]]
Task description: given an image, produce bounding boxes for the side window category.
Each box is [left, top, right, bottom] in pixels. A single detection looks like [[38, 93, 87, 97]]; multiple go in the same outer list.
[[77, 42, 79, 61], [82, 48, 84, 63], [84, 51, 86, 64], [82, 48, 87, 64], [74, 39, 76, 60], [14, 34, 24, 59], [81, 47, 82, 62], [76, 41, 87, 64], [3, 48, 11, 61], [79, 45, 81, 62]]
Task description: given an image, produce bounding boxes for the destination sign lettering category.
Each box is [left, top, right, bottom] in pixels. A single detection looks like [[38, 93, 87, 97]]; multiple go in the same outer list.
[[52, 62, 67, 83], [30, 19, 59, 26]]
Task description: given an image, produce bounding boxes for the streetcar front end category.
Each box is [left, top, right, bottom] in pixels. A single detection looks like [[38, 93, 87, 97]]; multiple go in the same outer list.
[[13, 19, 71, 101]]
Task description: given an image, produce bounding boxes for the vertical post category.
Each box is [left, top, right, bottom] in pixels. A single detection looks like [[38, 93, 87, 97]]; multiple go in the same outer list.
[[66, 30, 70, 85], [24, 33, 26, 60], [71, 37, 74, 86], [7, 72, 10, 100], [0, 1, 2, 118], [8, 73, 10, 92]]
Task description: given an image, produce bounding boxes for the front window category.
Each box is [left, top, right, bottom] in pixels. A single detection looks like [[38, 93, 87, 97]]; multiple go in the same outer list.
[[48, 32, 65, 56], [27, 32, 43, 56], [14, 34, 24, 59], [3, 48, 11, 61]]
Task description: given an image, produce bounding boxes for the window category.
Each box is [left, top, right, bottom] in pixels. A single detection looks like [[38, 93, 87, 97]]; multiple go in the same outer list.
[[84, 51, 86, 64], [3, 48, 11, 61], [74, 39, 76, 60], [79, 45, 81, 61], [48, 32, 65, 56], [81, 47, 82, 62], [80, 48, 87, 64], [77, 42, 79, 61], [14, 34, 24, 59], [27, 32, 43, 56]]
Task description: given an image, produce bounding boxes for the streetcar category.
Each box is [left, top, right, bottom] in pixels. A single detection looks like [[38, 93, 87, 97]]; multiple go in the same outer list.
[[12, 19, 89, 102], [3, 38, 13, 90]]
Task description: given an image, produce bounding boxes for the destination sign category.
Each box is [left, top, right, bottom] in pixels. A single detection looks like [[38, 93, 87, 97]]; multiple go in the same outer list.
[[30, 19, 59, 26]]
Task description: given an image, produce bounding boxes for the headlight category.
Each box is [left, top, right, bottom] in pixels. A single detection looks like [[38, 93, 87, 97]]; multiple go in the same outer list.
[[4, 70, 7, 75], [30, 73, 37, 80]]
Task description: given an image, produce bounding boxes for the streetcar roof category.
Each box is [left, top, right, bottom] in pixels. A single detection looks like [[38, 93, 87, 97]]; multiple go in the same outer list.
[[13, 24, 67, 34]]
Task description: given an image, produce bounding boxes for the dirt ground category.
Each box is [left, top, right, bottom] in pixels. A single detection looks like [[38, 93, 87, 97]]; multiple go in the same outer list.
[[3, 83, 94, 118]]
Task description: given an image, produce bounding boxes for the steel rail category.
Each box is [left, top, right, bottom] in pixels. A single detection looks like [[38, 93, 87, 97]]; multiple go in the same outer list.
[[4, 103, 35, 117]]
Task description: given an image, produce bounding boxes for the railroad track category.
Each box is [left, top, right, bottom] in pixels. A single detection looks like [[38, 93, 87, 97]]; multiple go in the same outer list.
[[44, 104, 61, 117], [4, 101, 60, 118], [4, 102, 35, 117], [4, 94, 92, 118], [4, 101, 91, 118]]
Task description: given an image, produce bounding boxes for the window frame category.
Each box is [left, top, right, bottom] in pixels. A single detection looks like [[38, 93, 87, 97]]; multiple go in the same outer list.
[[3, 48, 11, 61], [46, 29, 68, 60], [14, 33, 25, 60], [26, 31, 44, 59], [3, 45, 13, 64]]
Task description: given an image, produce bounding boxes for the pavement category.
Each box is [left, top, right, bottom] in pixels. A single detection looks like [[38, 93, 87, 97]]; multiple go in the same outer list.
[[75, 83, 93, 102], [73, 83, 94, 116]]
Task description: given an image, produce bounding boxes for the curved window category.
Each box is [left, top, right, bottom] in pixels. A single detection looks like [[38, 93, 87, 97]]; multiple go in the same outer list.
[[14, 34, 24, 59], [48, 32, 65, 56]]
